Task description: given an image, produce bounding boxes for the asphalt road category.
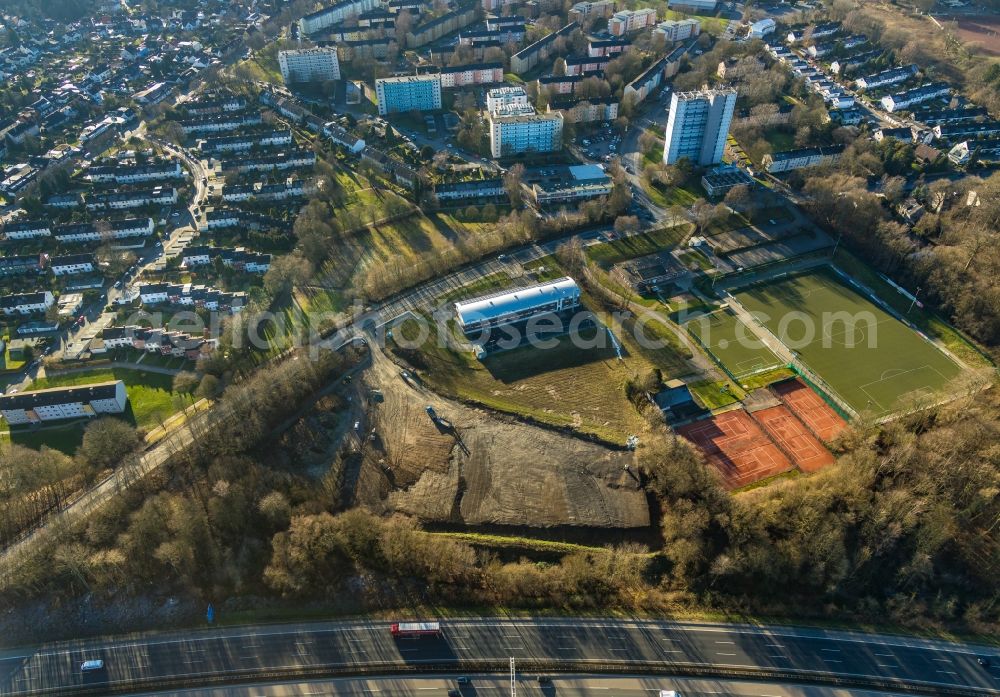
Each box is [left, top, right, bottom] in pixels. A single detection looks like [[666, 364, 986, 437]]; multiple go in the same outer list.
[[129, 672, 922, 697], [1, 618, 997, 696]]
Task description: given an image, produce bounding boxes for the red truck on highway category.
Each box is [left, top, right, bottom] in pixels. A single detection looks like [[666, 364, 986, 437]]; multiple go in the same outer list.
[[390, 622, 441, 638]]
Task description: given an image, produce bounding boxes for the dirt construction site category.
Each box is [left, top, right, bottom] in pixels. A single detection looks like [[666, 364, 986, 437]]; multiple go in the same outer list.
[[350, 349, 650, 529]]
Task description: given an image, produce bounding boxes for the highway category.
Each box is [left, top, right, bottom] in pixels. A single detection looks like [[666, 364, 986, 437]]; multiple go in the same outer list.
[[1, 618, 997, 696], [128, 673, 926, 697]]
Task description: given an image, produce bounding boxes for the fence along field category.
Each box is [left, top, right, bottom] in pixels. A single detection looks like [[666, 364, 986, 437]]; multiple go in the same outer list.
[[733, 269, 963, 417], [685, 308, 783, 382]]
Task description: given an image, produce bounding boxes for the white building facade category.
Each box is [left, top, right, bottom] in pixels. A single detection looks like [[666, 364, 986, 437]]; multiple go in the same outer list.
[[279, 48, 341, 83], [662, 88, 737, 166]]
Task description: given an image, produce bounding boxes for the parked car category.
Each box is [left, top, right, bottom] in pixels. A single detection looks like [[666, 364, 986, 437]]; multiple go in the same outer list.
[[80, 660, 104, 672]]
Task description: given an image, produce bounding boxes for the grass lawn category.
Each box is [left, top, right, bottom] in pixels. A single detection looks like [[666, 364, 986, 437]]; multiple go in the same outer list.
[[642, 178, 702, 209], [762, 127, 795, 153], [3, 424, 85, 455], [29, 368, 192, 430], [586, 225, 691, 266], [390, 315, 652, 443], [688, 379, 746, 409], [833, 250, 994, 370], [734, 268, 964, 416], [1, 348, 27, 372], [437, 272, 514, 305], [522, 255, 565, 282], [685, 309, 783, 380]]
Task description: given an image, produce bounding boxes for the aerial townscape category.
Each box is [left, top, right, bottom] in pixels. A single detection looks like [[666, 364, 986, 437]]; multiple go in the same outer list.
[[0, 0, 998, 694]]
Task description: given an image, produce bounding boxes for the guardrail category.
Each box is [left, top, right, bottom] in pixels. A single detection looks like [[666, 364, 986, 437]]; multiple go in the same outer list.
[[17, 657, 996, 697]]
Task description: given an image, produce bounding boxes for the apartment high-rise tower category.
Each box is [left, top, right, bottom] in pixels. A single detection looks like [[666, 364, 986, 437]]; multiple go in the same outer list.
[[662, 88, 737, 166]]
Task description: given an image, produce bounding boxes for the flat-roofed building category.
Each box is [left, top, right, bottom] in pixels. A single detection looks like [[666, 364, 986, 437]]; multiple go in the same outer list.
[[486, 86, 531, 113], [608, 7, 657, 35], [375, 74, 442, 115], [279, 47, 341, 83], [526, 163, 613, 205], [0, 380, 128, 425], [488, 110, 563, 157], [654, 18, 700, 42], [454, 277, 581, 336], [663, 88, 737, 166]]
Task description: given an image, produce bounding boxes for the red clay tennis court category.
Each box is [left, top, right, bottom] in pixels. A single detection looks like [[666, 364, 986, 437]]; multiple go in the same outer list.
[[753, 405, 834, 473], [772, 378, 847, 442], [677, 410, 792, 488]]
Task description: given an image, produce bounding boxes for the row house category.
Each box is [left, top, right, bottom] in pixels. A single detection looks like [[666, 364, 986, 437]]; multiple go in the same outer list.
[[219, 150, 317, 173], [933, 121, 1000, 141], [511, 22, 577, 74], [459, 26, 525, 45], [3, 220, 51, 240], [97, 326, 218, 360], [880, 82, 950, 113], [202, 208, 292, 233], [50, 253, 96, 276], [86, 160, 183, 184], [830, 49, 882, 75], [1, 291, 55, 316], [438, 62, 504, 88], [0, 255, 44, 276], [179, 111, 263, 135], [588, 39, 629, 58], [45, 193, 83, 209], [86, 187, 178, 210], [547, 96, 619, 123], [0, 381, 127, 426], [564, 55, 612, 76], [298, 0, 383, 35], [537, 74, 598, 96], [434, 178, 505, 201], [913, 106, 988, 125], [360, 148, 418, 189], [325, 122, 366, 153], [184, 95, 247, 116], [222, 180, 309, 202], [855, 64, 918, 90], [137, 283, 248, 313], [786, 21, 839, 44], [199, 129, 294, 153], [763, 144, 845, 173], [180, 246, 272, 273]]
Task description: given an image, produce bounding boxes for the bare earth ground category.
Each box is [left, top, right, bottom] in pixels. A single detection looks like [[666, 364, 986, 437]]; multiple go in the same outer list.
[[939, 14, 1000, 56], [354, 350, 649, 529]]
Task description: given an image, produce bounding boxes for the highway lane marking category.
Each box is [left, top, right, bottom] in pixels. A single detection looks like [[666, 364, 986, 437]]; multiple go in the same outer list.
[[716, 653, 737, 656], [875, 653, 894, 657], [661, 650, 685, 653], [876, 663, 898, 668], [769, 655, 787, 659], [938, 670, 959, 675], [765, 643, 783, 647], [23, 621, 990, 664], [715, 641, 735, 644], [820, 648, 841, 652], [823, 659, 843, 663], [932, 658, 951, 662]]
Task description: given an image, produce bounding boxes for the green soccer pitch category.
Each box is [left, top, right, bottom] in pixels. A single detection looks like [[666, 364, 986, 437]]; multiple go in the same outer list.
[[733, 268, 963, 416], [685, 309, 783, 380]]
